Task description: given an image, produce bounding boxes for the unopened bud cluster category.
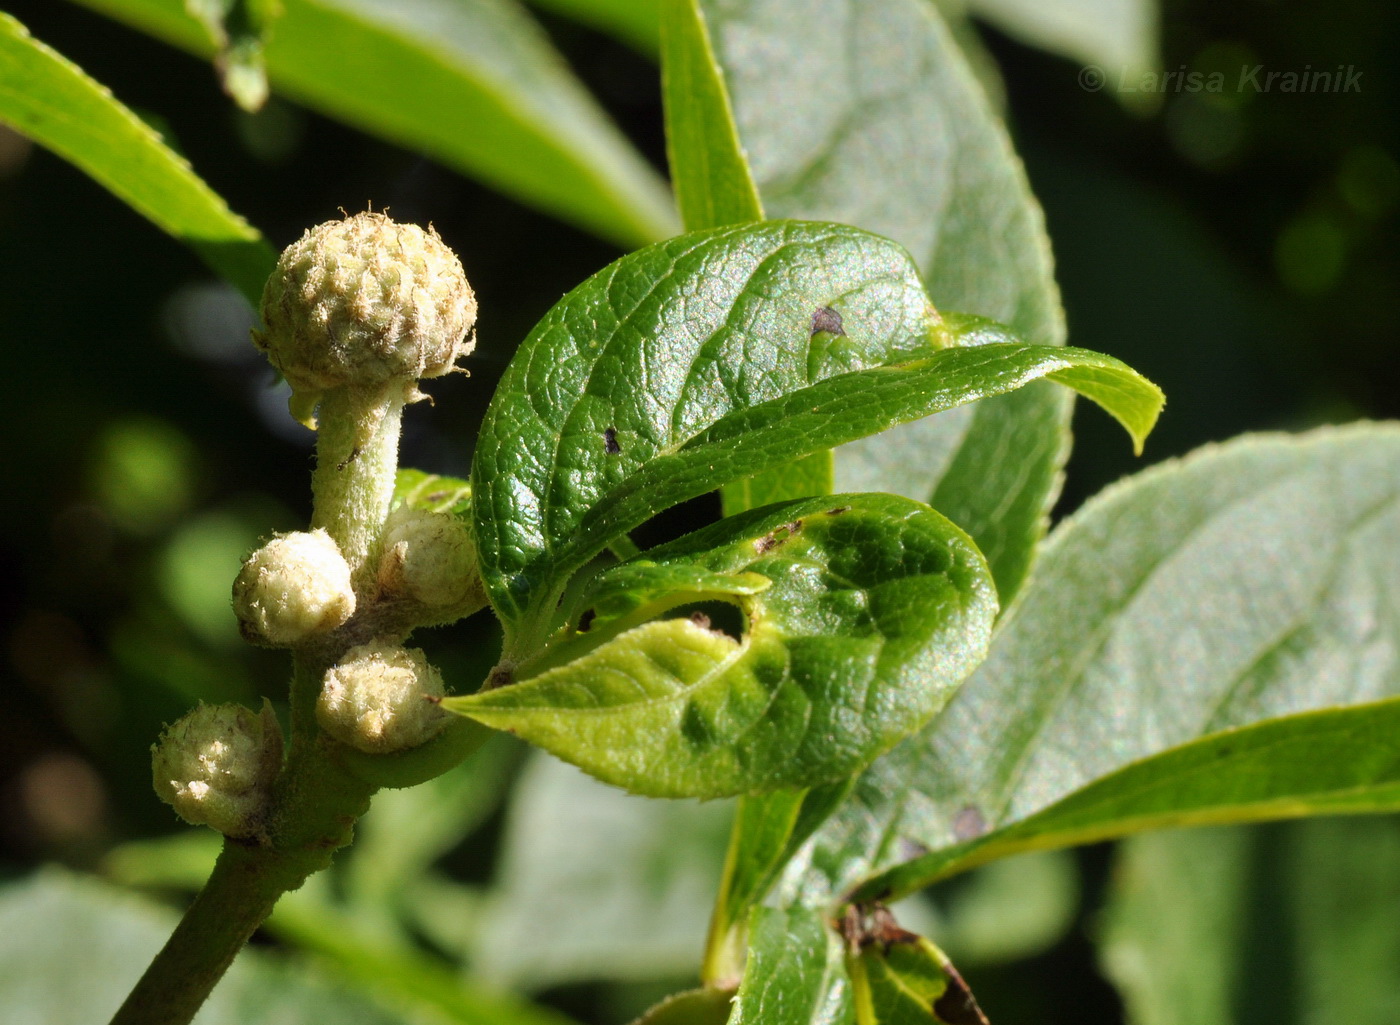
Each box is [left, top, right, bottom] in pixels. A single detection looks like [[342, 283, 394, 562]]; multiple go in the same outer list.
[[317, 641, 447, 754], [254, 211, 477, 423], [151, 702, 282, 839]]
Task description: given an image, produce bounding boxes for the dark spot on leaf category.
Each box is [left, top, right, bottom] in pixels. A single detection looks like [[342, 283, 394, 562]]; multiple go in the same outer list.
[[897, 837, 930, 861], [932, 962, 990, 1025], [689, 611, 711, 630], [577, 608, 596, 633], [680, 701, 715, 745], [827, 505, 852, 515], [953, 806, 988, 841], [811, 305, 845, 337], [604, 427, 621, 454], [753, 520, 802, 554], [426, 490, 449, 503], [486, 662, 515, 690]]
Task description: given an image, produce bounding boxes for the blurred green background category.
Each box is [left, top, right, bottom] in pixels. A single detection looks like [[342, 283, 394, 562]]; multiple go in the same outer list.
[[1, 1, 1396, 1022]]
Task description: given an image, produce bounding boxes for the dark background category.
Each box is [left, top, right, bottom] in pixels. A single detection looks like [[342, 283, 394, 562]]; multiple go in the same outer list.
[[1, 1, 1396, 1021]]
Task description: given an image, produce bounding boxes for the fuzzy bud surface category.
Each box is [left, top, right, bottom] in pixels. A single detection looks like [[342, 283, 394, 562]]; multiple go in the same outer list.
[[233, 529, 356, 646], [377, 505, 481, 611], [151, 702, 282, 838], [318, 642, 447, 754], [255, 211, 477, 418]]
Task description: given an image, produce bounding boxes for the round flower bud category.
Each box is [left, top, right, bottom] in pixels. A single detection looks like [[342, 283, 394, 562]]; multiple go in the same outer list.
[[233, 529, 356, 647], [317, 642, 447, 754], [377, 505, 481, 611], [254, 211, 477, 417], [151, 701, 282, 839]]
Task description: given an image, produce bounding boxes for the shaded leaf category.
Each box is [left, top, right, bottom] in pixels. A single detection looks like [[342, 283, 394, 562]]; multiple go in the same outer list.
[[967, 0, 1159, 88], [1101, 818, 1400, 1025], [0, 870, 408, 1025], [71, 0, 676, 248], [185, 0, 283, 110], [700, 0, 1071, 603], [823, 424, 1400, 902], [847, 925, 988, 1025], [451, 493, 999, 798], [0, 12, 273, 304], [473, 752, 733, 989]]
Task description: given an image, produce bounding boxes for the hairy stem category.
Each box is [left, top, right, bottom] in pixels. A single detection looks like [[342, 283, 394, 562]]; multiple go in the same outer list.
[[109, 727, 378, 1025], [311, 384, 407, 585]]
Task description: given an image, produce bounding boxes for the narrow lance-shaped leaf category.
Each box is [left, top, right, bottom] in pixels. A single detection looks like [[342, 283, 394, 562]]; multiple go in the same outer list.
[[70, 0, 677, 248], [0, 12, 274, 304], [822, 424, 1400, 904], [700, 0, 1071, 603], [469, 220, 1162, 649], [660, 0, 833, 513], [448, 493, 999, 799]]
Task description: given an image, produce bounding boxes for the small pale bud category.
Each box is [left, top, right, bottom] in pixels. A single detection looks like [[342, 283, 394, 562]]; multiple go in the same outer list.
[[233, 529, 356, 646], [318, 642, 446, 754], [377, 505, 480, 610], [254, 211, 477, 422], [151, 701, 282, 838]]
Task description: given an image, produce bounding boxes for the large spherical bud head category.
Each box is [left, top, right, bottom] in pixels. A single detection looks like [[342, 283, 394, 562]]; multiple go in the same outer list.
[[317, 641, 447, 754], [255, 211, 477, 423], [233, 529, 356, 647], [377, 504, 482, 618], [151, 701, 283, 839]]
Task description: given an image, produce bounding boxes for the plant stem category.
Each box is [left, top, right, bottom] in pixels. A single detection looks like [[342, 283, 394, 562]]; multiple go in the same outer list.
[[108, 841, 299, 1025], [311, 384, 407, 585], [109, 733, 377, 1025]]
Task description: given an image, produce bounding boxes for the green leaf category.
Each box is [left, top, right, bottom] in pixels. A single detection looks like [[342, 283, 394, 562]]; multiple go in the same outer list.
[[0, 870, 411, 1025], [451, 493, 998, 798], [69, 0, 677, 248], [699, 0, 1071, 603], [0, 12, 274, 305], [1100, 818, 1400, 1025], [469, 220, 1161, 644], [846, 924, 989, 1025], [393, 468, 472, 517], [526, 0, 660, 55], [474, 752, 733, 989], [660, 0, 831, 516], [824, 423, 1400, 902], [728, 907, 852, 1025], [184, 0, 284, 111], [662, 0, 763, 232], [925, 849, 1080, 967], [966, 0, 1160, 89], [629, 988, 736, 1025]]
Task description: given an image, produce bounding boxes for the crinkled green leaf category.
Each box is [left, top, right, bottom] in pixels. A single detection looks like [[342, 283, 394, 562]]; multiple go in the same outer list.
[[450, 493, 998, 798], [0, 12, 274, 304], [469, 220, 1161, 646], [700, 0, 1070, 604], [70, 0, 676, 248], [729, 907, 853, 1025], [816, 424, 1400, 903]]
